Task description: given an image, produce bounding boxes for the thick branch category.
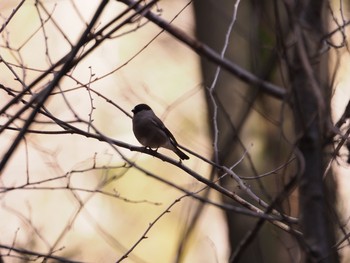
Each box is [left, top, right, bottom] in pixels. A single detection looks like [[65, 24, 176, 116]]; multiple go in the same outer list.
[[117, 0, 287, 100]]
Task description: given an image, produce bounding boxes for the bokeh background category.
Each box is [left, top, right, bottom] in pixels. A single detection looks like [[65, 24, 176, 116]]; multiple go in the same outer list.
[[0, 0, 228, 262], [1, 0, 350, 262]]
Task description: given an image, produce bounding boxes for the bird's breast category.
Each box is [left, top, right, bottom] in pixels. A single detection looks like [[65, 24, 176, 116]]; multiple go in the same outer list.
[[133, 117, 168, 148]]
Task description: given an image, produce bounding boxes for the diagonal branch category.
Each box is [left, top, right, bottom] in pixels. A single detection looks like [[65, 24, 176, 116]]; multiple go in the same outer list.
[[117, 0, 287, 100], [0, 0, 110, 173]]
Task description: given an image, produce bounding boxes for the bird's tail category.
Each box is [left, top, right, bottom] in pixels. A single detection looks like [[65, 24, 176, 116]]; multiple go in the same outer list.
[[174, 147, 189, 160]]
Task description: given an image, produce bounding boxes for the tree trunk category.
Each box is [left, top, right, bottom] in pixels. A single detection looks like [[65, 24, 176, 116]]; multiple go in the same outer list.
[[193, 0, 339, 262], [289, 1, 338, 262]]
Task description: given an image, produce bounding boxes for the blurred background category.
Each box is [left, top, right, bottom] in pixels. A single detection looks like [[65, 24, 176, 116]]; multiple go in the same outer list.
[[0, 0, 350, 262], [0, 1, 226, 262]]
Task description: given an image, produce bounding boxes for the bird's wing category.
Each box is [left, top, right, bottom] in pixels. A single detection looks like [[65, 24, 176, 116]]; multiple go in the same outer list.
[[151, 117, 178, 145]]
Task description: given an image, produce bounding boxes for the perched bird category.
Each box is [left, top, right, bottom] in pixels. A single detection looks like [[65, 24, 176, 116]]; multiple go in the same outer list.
[[132, 104, 189, 160]]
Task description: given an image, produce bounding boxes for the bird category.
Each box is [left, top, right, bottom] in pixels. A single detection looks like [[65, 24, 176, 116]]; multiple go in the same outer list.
[[132, 104, 189, 160]]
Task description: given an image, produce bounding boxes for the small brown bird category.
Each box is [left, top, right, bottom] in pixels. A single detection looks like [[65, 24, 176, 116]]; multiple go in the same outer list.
[[132, 104, 189, 160]]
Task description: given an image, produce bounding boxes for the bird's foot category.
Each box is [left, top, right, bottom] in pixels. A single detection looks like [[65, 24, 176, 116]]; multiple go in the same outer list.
[[145, 147, 158, 155]]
